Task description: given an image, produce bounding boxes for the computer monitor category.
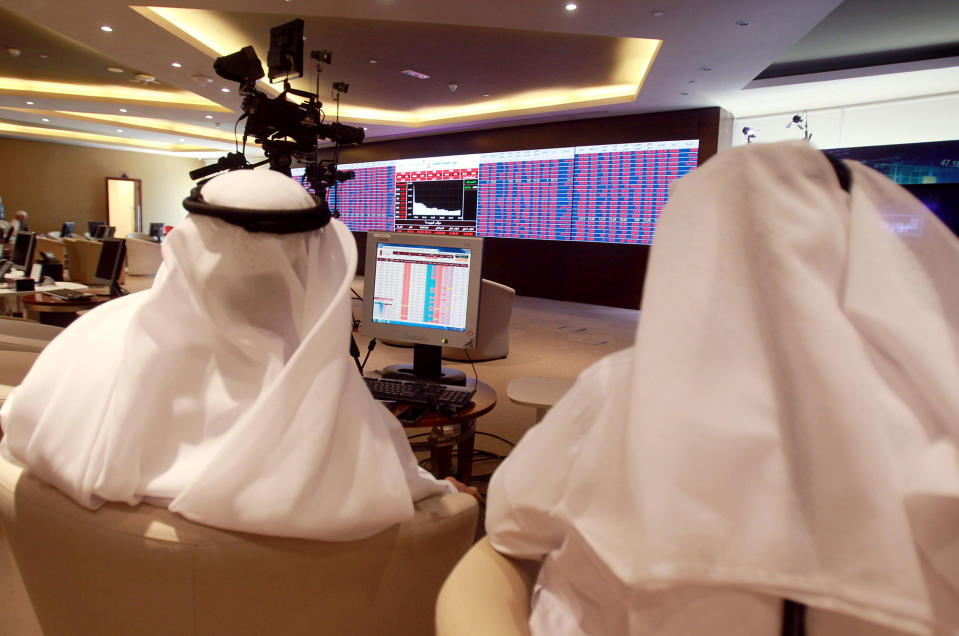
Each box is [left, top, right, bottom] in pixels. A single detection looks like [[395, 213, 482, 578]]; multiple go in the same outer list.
[[94, 225, 116, 239], [10, 231, 36, 273], [149, 222, 165, 241], [60, 221, 75, 238], [361, 231, 484, 384], [87, 221, 106, 236], [93, 237, 127, 296]]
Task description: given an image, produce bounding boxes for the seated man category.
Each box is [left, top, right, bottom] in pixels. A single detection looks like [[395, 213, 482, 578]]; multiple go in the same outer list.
[[1, 169, 466, 540], [11, 210, 28, 234], [485, 141, 959, 634]]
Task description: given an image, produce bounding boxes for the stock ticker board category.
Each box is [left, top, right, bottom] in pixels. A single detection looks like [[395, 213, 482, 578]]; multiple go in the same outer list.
[[295, 139, 699, 245]]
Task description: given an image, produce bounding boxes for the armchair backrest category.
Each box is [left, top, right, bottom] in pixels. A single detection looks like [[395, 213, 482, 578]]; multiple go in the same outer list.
[[62, 237, 102, 285], [124, 236, 163, 276], [0, 454, 479, 636], [34, 236, 65, 264]]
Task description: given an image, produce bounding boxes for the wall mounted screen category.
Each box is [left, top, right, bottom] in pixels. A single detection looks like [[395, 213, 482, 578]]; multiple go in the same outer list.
[[296, 139, 698, 245]]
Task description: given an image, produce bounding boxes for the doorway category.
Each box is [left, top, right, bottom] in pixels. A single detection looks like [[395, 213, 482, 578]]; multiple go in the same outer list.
[[105, 177, 142, 237]]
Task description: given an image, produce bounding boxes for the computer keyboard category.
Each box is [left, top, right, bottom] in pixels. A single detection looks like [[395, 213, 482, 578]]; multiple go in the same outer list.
[[364, 376, 476, 411], [44, 288, 92, 300]]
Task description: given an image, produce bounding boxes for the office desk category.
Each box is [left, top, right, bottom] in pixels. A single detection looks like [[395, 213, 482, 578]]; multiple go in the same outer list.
[[20, 293, 110, 327], [392, 379, 496, 486]]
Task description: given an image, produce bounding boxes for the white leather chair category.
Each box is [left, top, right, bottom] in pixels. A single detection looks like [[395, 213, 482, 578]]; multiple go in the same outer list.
[[33, 236, 65, 265], [62, 237, 102, 284], [0, 453, 479, 636], [0, 317, 63, 353], [443, 279, 516, 362], [436, 536, 538, 636], [124, 236, 163, 276], [0, 350, 40, 388]]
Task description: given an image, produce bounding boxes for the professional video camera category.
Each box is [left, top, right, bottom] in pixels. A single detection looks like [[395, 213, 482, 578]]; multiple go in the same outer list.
[[189, 19, 365, 199]]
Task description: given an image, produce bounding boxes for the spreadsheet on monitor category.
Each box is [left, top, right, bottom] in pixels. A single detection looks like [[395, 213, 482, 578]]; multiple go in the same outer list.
[[371, 242, 472, 332]]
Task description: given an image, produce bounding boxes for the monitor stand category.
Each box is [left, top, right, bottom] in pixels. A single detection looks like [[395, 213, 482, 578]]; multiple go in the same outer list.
[[381, 343, 466, 386]]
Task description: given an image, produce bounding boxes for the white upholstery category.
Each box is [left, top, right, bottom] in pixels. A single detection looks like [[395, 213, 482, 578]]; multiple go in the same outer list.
[[436, 536, 538, 636], [62, 237, 101, 284], [124, 236, 163, 276], [33, 236, 65, 265], [0, 317, 63, 353], [0, 452, 480, 636], [443, 279, 515, 361], [0, 350, 40, 387]]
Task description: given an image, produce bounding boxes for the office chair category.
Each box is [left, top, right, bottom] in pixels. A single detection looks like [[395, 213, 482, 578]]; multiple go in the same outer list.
[[0, 317, 63, 353], [124, 236, 163, 276], [0, 453, 479, 636], [62, 237, 101, 285], [33, 236, 65, 266]]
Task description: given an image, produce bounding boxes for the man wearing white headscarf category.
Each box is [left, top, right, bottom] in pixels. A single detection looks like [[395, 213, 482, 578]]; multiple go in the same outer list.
[[0, 169, 457, 540], [486, 141, 959, 635]]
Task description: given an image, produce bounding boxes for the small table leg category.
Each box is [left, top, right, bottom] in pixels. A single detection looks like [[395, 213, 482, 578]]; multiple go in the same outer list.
[[456, 431, 475, 486], [431, 446, 452, 480]]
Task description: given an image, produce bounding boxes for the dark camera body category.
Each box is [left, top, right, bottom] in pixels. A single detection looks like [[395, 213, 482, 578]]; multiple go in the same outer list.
[[240, 89, 364, 152], [193, 19, 364, 195]]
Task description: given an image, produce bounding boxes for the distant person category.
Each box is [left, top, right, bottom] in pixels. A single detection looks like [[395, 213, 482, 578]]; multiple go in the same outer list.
[[485, 141, 959, 635], [1, 169, 473, 540], [11, 210, 28, 233]]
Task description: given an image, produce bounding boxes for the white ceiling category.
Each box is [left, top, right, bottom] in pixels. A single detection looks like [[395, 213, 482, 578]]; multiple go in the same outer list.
[[0, 0, 956, 159]]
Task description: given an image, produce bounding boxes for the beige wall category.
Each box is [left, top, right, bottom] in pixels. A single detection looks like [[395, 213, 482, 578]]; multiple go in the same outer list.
[[0, 137, 202, 235]]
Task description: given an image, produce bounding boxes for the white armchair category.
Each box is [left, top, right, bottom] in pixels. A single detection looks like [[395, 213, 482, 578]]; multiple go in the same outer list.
[[124, 236, 163, 276], [0, 453, 480, 636], [436, 536, 538, 636]]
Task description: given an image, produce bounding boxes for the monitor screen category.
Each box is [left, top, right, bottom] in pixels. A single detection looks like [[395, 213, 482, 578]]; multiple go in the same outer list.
[[300, 139, 699, 245], [60, 221, 74, 238], [88, 221, 105, 236], [902, 183, 959, 238], [94, 225, 116, 239], [10, 231, 36, 272], [361, 232, 483, 350], [149, 222, 165, 240], [93, 237, 126, 286]]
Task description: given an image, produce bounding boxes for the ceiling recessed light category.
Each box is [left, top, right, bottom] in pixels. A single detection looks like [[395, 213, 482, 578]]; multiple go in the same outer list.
[[565, 3, 578, 11], [25, 101, 34, 105], [482, 93, 490, 97], [369, 59, 379, 64], [107, 67, 124, 73], [119, 108, 127, 112], [116, 129, 123, 133], [737, 19, 751, 27], [41, 118, 49, 122], [100, 25, 113, 32], [702, 66, 712, 71], [651, 10, 664, 17], [221, 87, 230, 93], [171, 62, 182, 68], [205, 115, 213, 119], [179, 138, 185, 142]]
